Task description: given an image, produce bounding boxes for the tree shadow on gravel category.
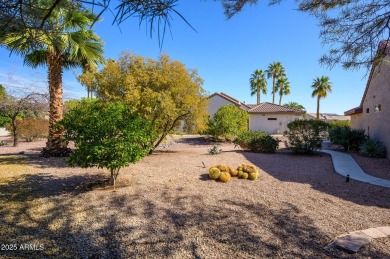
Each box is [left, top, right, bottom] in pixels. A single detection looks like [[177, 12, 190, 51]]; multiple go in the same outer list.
[[241, 151, 390, 209], [0, 173, 109, 201], [0, 188, 388, 258]]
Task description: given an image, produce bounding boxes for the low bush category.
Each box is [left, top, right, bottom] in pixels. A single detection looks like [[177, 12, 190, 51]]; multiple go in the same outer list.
[[359, 139, 386, 158], [207, 145, 222, 155], [284, 120, 329, 154], [328, 126, 366, 152], [234, 131, 279, 153], [329, 120, 350, 128], [7, 118, 49, 142]]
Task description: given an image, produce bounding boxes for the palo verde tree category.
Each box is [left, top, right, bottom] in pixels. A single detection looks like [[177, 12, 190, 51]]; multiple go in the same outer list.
[[61, 99, 156, 189], [95, 52, 208, 153], [0, 92, 48, 146], [0, 1, 104, 156]]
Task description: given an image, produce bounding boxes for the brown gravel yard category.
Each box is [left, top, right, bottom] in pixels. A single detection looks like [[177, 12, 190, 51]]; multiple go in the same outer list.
[[0, 136, 389, 258]]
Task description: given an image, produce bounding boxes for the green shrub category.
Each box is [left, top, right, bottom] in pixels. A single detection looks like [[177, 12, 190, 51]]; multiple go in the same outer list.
[[328, 126, 366, 151], [359, 139, 386, 158], [61, 99, 157, 188], [0, 115, 10, 127], [329, 120, 350, 128], [234, 131, 279, 153], [206, 105, 248, 141], [207, 145, 222, 155], [284, 120, 329, 154]]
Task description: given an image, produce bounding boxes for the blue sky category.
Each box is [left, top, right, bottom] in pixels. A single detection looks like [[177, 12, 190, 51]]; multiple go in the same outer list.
[[0, 1, 367, 114]]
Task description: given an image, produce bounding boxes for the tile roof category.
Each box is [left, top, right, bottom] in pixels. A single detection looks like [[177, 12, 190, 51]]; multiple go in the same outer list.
[[248, 102, 304, 114]]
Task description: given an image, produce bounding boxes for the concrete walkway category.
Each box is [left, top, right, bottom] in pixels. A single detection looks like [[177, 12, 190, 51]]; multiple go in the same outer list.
[[322, 150, 390, 188]]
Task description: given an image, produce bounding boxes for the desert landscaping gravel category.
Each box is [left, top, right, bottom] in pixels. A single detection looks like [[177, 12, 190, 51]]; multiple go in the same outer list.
[[0, 136, 389, 258]]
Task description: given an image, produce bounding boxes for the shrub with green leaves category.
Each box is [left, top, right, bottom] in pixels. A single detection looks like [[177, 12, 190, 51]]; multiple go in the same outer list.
[[328, 126, 366, 152], [206, 105, 248, 141], [329, 120, 350, 128], [61, 99, 157, 188], [234, 131, 279, 153], [359, 139, 386, 158], [0, 115, 10, 127], [284, 120, 329, 154], [208, 145, 222, 155]]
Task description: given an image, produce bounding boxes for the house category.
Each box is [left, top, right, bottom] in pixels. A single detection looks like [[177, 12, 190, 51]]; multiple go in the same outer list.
[[305, 113, 350, 123], [344, 40, 390, 159], [208, 92, 305, 134]]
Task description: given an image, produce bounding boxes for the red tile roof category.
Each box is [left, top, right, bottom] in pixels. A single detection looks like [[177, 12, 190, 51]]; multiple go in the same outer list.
[[248, 102, 304, 114]]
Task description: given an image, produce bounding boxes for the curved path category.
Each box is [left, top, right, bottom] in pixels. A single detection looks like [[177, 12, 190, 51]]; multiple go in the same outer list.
[[322, 150, 390, 188]]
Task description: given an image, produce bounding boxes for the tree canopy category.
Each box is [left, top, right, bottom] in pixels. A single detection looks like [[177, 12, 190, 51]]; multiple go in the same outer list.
[[95, 52, 208, 151]]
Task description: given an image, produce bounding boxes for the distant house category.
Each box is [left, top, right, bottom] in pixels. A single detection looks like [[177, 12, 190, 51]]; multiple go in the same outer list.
[[345, 40, 390, 159], [305, 113, 350, 123], [208, 92, 305, 134]]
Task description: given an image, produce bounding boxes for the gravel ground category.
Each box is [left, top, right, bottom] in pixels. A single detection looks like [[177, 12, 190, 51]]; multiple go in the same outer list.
[[0, 136, 389, 258]]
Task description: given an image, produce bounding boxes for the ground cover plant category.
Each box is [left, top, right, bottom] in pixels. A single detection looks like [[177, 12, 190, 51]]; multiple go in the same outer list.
[[359, 139, 386, 158], [61, 99, 156, 188], [284, 120, 329, 154]]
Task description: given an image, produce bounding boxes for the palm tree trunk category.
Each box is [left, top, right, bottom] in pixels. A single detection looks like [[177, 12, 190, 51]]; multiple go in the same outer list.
[[316, 96, 320, 120], [272, 76, 276, 104], [279, 86, 283, 105], [43, 51, 69, 156], [257, 89, 260, 105]]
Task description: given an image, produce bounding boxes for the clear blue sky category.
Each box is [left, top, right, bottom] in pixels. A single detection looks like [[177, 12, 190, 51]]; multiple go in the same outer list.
[[0, 1, 367, 114]]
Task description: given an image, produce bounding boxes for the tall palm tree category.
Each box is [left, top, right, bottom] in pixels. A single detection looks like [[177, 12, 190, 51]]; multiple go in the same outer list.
[[283, 101, 306, 111], [249, 69, 267, 105], [311, 76, 332, 120], [276, 76, 290, 105], [0, 2, 104, 156], [266, 62, 285, 104]]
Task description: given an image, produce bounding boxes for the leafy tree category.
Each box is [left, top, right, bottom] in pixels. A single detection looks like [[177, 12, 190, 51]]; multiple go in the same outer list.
[[0, 84, 6, 99], [95, 52, 208, 152], [61, 99, 156, 188], [222, 0, 390, 70], [207, 104, 249, 141], [311, 76, 332, 120], [0, 93, 47, 146], [276, 76, 290, 105], [283, 101, 306, 111], [63, 99, 81, 114], [250, 69, 267, 105], [266, 62, 285, 104], [0, 1, 104, 156], [77, 63, 99, 99]]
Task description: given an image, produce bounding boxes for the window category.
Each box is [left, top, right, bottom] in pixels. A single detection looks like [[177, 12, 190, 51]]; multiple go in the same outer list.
[[366, 108, 369, 113], [374, 104, 382, 112], [267, 118, 277, 120]]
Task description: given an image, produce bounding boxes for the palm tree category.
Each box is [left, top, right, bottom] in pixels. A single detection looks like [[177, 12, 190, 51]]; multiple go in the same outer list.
[[283, 102, 306, 111], [276, 76, 290, 105], [311, 76, 332, 120], [1, 2, 104, 156], [266, 62, 285, 104], [250, 69, 267, 105]]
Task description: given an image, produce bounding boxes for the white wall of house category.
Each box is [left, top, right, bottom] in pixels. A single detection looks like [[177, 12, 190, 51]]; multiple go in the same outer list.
[[249, 114, 301, 134], [0, 127, 9, 137], [350, 55, 390, 159], [208, 95, 236, 117]]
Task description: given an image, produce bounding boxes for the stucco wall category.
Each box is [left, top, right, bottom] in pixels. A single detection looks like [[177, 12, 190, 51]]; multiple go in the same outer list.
[[208, 95, 236, 117], [249, 114, 301, 134], [351, 55, 390, 159], [0, 127, 9, 137]]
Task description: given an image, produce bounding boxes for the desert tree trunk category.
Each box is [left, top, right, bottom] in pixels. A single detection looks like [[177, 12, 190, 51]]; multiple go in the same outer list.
[[110, 168, 120, 189], [45, 51, 67, 154], [316, 96, 320, 120], [12, 117, 18, 147]]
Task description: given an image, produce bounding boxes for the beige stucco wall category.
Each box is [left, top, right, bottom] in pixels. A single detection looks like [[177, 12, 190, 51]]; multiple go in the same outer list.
[[208, 95, 236, 117], [351, 56, 390, 159], [249, 114, 302, 134]]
